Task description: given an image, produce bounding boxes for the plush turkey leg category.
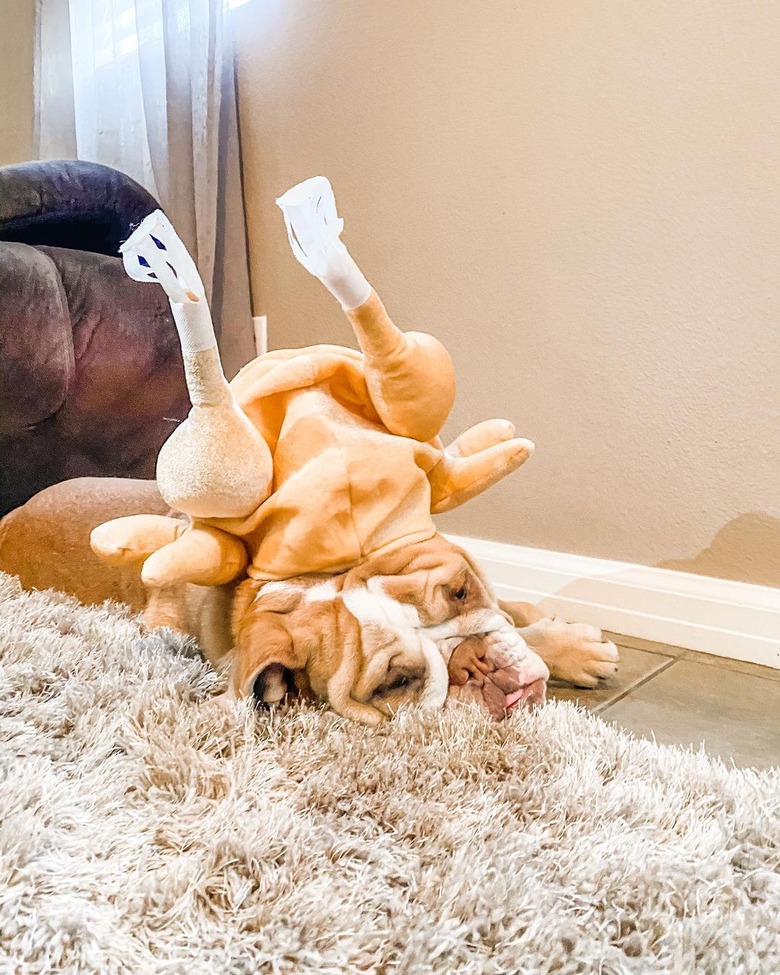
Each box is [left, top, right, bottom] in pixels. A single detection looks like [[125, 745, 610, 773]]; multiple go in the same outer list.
[[120, 210, 272, 520], [276, 176, 455, 443]]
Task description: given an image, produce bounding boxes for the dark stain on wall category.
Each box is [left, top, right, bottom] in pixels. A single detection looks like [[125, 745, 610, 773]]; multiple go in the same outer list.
[[659, 513, 780, 589]]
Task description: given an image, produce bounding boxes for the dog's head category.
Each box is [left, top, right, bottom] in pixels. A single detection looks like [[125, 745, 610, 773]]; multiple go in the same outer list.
[[228, 535, 548, 724]]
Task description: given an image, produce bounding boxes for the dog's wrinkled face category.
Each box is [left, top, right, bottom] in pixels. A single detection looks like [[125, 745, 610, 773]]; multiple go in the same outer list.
[[363, 540, 495, 627], [230, 535, 549, 724], [346, 538, 549, 717]]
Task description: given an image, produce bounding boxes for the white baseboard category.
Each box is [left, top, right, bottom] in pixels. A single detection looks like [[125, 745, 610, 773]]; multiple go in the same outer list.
[[447, 534, 780, 671]]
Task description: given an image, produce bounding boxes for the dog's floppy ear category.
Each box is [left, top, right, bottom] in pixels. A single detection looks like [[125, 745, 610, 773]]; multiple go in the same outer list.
[[229, 580, 308, 701]]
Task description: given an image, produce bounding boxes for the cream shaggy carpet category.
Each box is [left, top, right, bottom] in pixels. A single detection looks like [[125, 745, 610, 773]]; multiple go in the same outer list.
[[1, 573, 779, 975]]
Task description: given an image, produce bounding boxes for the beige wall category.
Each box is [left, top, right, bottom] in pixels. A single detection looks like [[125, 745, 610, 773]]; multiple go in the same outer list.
[[0, 0, 35, 165], [234, 0, 780, 587]]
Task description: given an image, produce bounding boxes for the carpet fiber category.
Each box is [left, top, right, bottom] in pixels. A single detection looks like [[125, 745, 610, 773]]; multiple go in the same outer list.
[[1, 573, 778, 975]]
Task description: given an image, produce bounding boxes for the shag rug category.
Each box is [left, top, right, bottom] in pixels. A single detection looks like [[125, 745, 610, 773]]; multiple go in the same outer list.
[[1, 574, 778, 975]]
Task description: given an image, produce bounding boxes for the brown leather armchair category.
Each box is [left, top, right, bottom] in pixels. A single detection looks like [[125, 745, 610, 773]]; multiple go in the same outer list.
[[0, 160, 189, 516]]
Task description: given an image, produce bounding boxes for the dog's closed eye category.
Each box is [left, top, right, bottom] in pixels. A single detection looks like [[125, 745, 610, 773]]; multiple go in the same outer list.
[[387, 673, 411, 690], [375, 667, 424, 696]]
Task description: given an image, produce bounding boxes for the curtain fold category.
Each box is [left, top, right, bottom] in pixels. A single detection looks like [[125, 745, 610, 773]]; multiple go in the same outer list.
[[34, 0, 254, 378]]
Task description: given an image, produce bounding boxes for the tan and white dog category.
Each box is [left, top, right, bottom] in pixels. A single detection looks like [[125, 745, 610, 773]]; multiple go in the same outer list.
[[0, 477, 619, 724], [226, 539, 553, 725], [1, 181, 621, 723]]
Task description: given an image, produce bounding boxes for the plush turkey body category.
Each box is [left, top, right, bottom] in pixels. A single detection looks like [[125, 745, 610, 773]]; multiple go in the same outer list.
[[195, 346, 446, 579]]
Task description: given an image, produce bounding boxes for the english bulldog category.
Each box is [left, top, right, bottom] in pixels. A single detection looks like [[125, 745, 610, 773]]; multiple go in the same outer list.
[[0, 478, 619, 724], [224, 538, 552, 725]]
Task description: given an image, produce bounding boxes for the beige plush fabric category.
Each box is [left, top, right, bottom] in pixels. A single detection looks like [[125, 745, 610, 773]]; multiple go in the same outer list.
[[1, 573, 779, 974], [205, 343, 445, 579], [155, 348, 273, 520], [91, 290, 533, 588]]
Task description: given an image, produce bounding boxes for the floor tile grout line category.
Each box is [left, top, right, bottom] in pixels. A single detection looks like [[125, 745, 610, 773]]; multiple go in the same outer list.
[[678, 649, 780, 684], [613, 641, 684, 658], [611, 637, 780, 682], [595, 656, 680, 714], [607, 633, 686, 657]]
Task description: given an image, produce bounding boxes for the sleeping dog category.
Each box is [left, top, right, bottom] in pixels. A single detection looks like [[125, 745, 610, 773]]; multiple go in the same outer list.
[[0, 477, 619, 723], [227, 537, 554, 724], [0, 179, 620, 722]]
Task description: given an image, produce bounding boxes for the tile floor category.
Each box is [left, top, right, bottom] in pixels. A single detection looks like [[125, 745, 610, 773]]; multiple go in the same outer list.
[[547, 633, 780, 770]]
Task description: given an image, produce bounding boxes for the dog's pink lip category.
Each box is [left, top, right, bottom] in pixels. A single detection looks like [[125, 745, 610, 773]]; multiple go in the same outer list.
[[504, 688, 528, 710], [505, 678, 547, 712]]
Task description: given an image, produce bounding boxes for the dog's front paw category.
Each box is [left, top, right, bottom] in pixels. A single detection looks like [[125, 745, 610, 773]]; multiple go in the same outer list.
[[520, 618, 619, 687]]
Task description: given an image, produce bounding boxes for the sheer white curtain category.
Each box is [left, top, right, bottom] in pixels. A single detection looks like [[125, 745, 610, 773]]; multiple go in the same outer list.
[[34, 0, 254, 377]]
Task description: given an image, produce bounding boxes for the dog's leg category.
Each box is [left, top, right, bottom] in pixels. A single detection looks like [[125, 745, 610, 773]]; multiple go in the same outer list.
[[143, 586, 190, 632], [499, 599, 548, 628], [184, 584, 236, 670], [517, 618, 620, 687], [0, 477, 167, 612], [500, 599, 620, 686]]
